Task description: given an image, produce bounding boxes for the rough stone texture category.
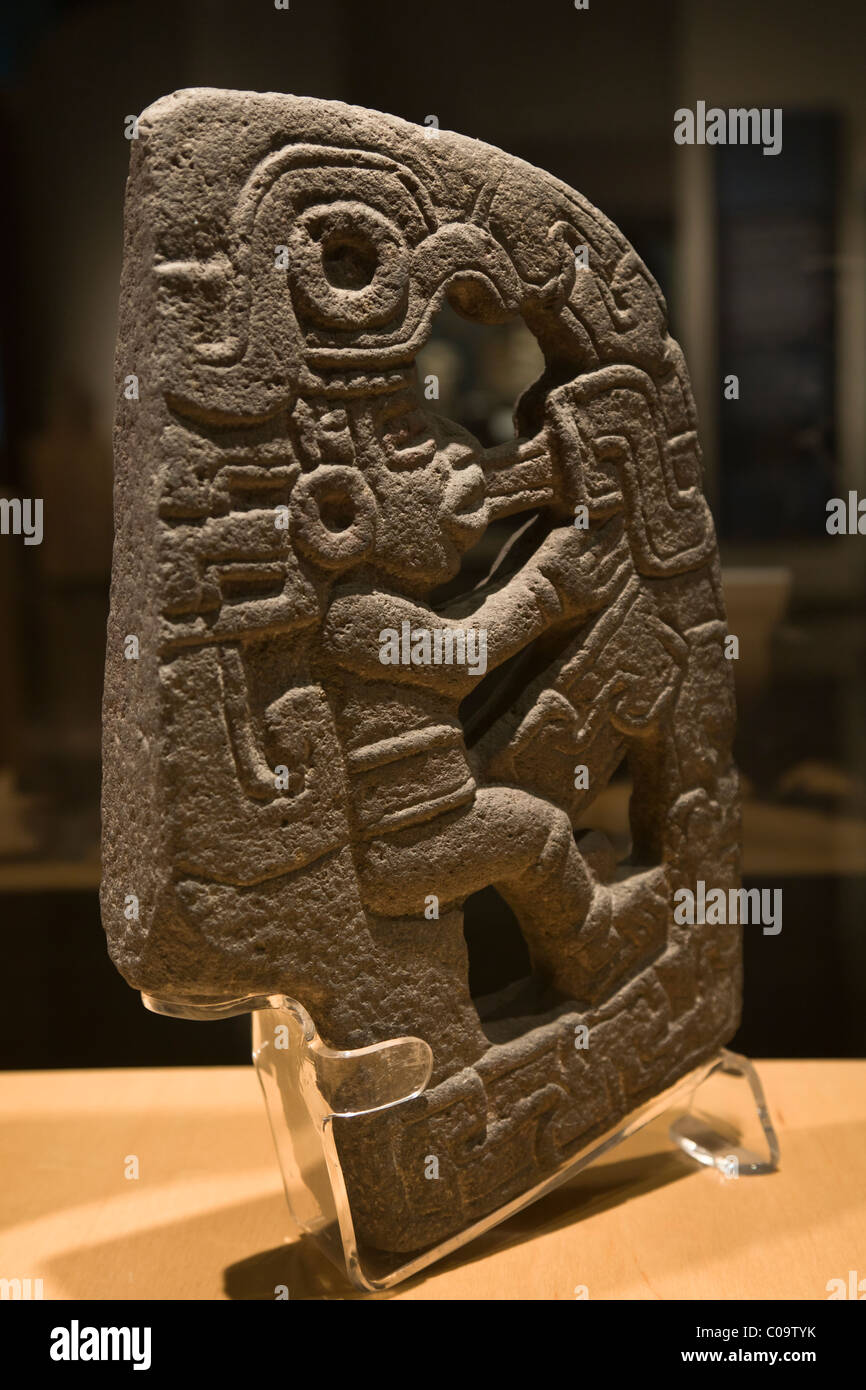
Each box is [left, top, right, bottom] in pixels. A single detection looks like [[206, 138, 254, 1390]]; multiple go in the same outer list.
[[102, 89, 741, 1256]]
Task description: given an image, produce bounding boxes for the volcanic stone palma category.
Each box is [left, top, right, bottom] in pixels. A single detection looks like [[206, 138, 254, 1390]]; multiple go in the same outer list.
[[102, 89, 741, 1253]]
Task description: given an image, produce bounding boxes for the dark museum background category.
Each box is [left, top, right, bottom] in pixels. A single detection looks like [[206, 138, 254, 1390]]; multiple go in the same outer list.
[[1, 0, 865, 1067]]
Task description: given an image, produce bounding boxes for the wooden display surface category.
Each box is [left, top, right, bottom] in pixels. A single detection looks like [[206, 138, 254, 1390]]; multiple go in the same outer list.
[[0, 1060, 862, 1300]]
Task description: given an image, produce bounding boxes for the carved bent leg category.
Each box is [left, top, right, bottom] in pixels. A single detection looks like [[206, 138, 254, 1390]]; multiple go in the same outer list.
[[354, 786, 668, 1007], [495, 813, 670, 1007]]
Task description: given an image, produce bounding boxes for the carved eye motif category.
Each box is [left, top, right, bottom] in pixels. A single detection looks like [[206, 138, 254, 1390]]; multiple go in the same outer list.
[[290, 465, 377, 568], [288, 201, 410, 332], [320, 235, 378, 290]]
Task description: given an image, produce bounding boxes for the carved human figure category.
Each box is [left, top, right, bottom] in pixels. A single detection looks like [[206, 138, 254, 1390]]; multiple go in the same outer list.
[[310, 384, 670, 1007]]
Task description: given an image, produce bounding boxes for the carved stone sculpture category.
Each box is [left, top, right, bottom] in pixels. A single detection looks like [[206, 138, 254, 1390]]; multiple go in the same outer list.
[[102, 90, 741, 1254]]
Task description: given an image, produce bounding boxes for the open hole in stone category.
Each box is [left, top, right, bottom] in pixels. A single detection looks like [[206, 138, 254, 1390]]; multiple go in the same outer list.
[[463, 886, 530, 1000], [575, 760, 635, 867], [463, 886, 571, 1043], [416, 301, 544, 449], [422, 302, 549, 617]]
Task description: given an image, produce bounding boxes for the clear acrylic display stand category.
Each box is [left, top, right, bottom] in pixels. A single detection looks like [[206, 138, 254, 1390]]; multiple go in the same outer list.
[[143, 990, 780, 1293]]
